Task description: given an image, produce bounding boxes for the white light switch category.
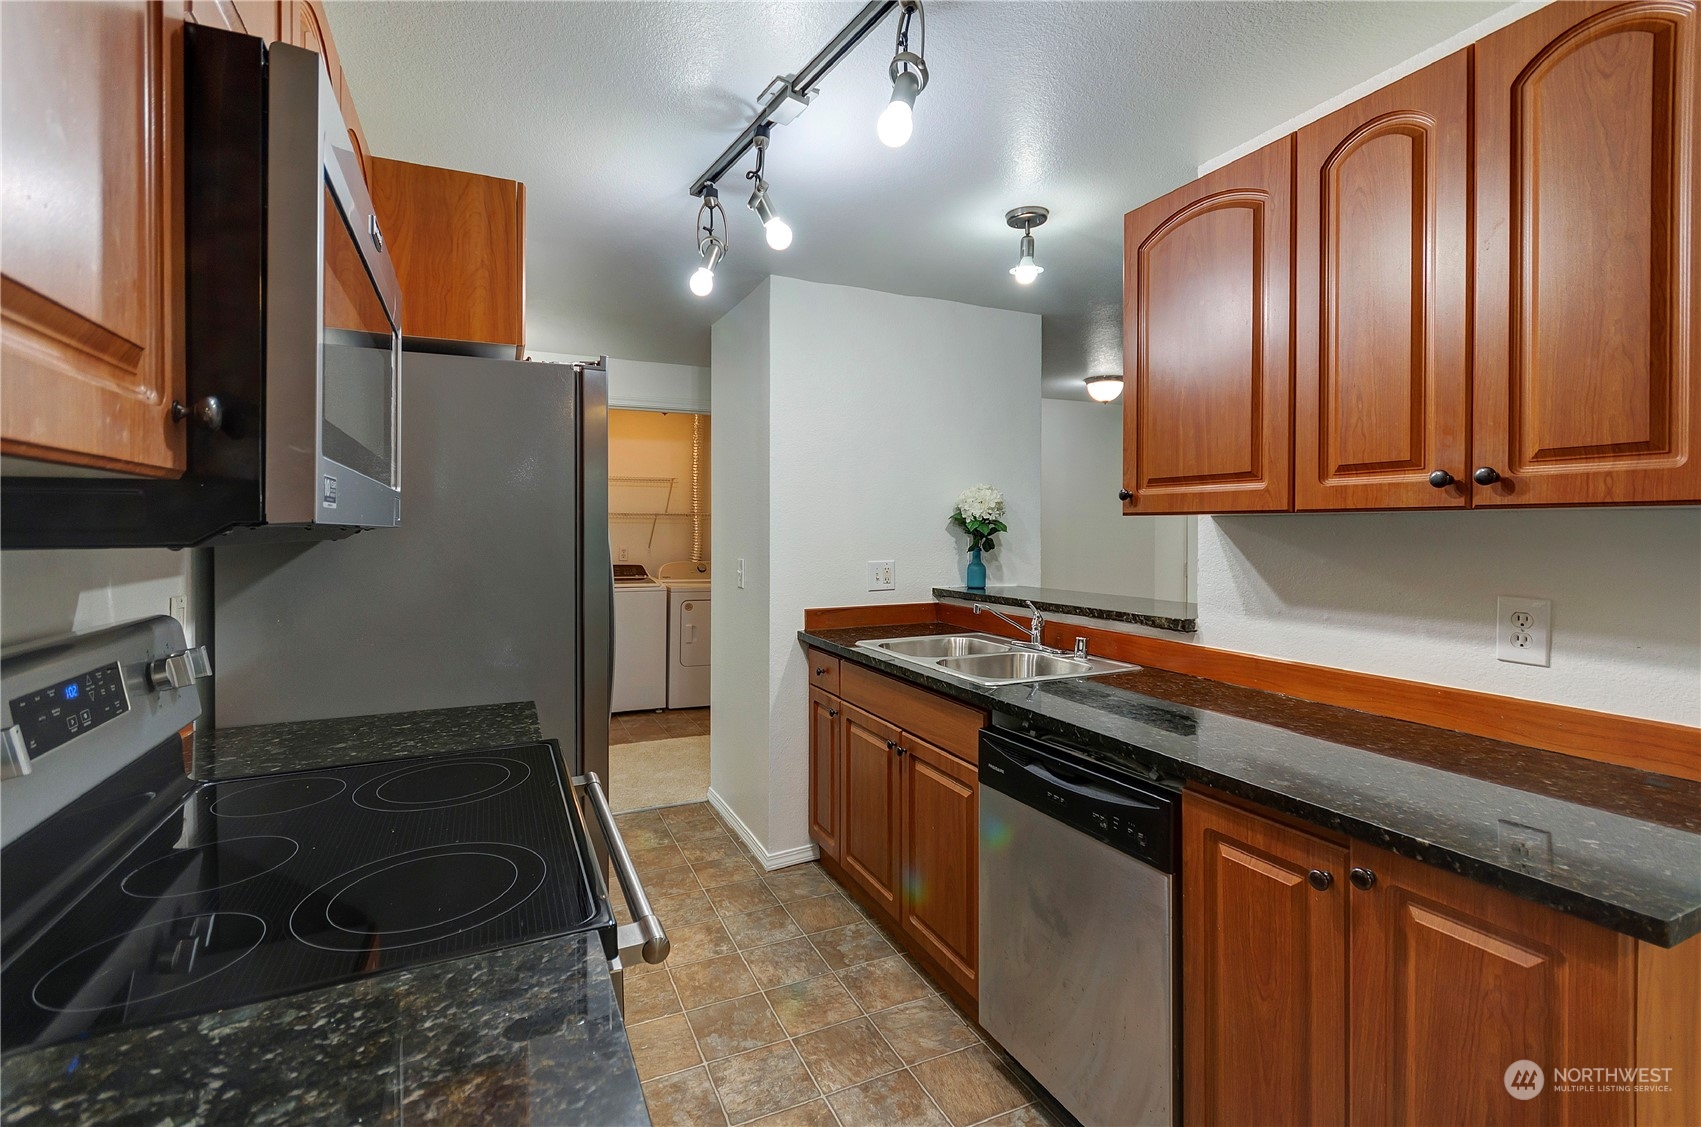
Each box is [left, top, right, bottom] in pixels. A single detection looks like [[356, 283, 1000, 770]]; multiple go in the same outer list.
[[1496, 596, 1551, 666], [867, 560, 896, 591]]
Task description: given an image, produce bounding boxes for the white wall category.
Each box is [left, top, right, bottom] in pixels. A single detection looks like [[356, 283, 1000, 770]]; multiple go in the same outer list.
[[709, 281, 774, 846], [712, 277, 1043, 861], [1040, 398, 1193, 602], [1, 549, 201, 649], [1193, 510, 1701, 727]]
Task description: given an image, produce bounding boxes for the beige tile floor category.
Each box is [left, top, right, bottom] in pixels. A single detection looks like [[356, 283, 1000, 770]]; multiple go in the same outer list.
[[613, 802, 1072, 1127]]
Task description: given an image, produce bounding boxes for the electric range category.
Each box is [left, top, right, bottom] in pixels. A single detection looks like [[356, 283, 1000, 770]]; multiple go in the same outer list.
[[0, 618, 617, 1057]]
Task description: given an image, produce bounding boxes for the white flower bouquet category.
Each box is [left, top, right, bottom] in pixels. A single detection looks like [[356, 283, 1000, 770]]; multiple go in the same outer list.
[[950, 484, 1008, 552]]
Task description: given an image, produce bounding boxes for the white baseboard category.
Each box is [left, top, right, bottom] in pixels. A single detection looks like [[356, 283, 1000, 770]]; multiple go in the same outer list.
[[707, 787, 820, 871]]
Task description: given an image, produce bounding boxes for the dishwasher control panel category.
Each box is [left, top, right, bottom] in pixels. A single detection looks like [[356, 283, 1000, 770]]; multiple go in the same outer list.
[[978, 727, 1178, 873]]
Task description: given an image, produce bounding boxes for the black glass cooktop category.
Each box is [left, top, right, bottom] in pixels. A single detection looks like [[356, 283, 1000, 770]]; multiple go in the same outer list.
[[0, 742, 609, 1053]]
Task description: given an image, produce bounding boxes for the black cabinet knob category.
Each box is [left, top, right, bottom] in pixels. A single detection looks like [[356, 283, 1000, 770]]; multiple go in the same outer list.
[[1349, 867, 1377, 891], [171, 396, 225, 432], [895, 745, 906, 757], [1472, 467, 1501, 486], [1118, 488, 1133, 502], [1427, 470, 1455, 488], [815, 667, 828, 676], [827, 708, 838, 718], [1307, 869, 1333, 892]]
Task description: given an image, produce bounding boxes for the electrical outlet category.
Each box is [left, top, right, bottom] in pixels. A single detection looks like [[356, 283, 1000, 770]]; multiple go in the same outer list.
[[736, 558, 746, 589], [1496, 596, 1551, 666], [1497, 820, 1554, 874], [618, 547, 629, 562], [867, 560, 896, 591]]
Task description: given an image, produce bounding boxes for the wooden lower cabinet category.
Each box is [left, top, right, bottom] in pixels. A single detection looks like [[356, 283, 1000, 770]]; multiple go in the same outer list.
[[806, 687, 842, 862], [898, 734, 979, 1001], [1183, 790, 1349, 1127], [1184, 787, 1698, 1127], [808, 661, 985, 1014], [837, 702, 903, 917], [1349, 842, 1634, 1127]]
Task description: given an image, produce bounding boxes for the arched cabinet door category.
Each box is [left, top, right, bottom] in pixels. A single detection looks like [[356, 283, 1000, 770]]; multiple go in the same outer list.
[[1475, 0, 1701, 506], [1294, 51, 1471, 511], [1122, 138, 1293, 514]]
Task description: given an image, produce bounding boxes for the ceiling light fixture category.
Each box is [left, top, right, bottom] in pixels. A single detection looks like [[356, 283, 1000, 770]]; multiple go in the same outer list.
[[690, 184, 726, 297], [1006, 206, 1049, 284], [878, 0, 928, 148], [1085, 374, 1125, 403], [746, 125, 793, 250]]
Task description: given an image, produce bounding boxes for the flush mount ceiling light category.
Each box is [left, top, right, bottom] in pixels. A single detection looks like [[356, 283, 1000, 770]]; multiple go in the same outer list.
[[1085, 374, 1125, 403], [878, 0, 928, 148], [1006, 206, 1049, 284], [689, 184, 727, 297], [746, 125, 793, 250]]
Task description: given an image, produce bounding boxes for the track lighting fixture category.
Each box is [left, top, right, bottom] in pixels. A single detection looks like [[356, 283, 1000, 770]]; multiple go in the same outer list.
[[746, 125, 793, 250], [1006, 206, 1049, 284], [878, 0, 928, 148], [690, 185, 726, 297], [1085, 374, 1125, 403]]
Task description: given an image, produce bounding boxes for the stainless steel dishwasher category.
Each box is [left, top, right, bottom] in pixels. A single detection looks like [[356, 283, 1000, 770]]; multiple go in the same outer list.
[[979, 724, 1180, 1127]]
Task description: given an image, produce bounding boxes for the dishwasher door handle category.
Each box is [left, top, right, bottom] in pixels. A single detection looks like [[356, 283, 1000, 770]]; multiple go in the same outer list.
[[1023, 759, 1162, 810], [575, 771, 670, 965]]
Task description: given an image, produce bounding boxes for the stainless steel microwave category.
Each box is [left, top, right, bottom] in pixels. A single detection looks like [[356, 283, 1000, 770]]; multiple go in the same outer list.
[[1, 25, 402, 549]]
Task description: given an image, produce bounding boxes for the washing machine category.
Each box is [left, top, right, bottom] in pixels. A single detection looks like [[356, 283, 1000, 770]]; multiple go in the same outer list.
[[612, 563, 668, 713], [659, 561, 710, 710]]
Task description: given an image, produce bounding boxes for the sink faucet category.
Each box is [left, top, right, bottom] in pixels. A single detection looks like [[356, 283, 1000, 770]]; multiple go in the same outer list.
[[973, 601, 1049, 650]]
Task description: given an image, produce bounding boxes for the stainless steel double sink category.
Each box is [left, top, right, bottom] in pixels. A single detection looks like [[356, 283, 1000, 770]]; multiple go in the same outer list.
[[856, 632, 1138, 687]]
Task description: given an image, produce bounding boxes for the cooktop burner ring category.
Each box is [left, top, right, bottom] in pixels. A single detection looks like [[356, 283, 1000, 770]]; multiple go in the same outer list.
[[209, 776, 348, 818], [120, 835, 301, 899], [350, 756, 532, 812], [30, 912, 267, 1014], [288, 841, 548, 952]]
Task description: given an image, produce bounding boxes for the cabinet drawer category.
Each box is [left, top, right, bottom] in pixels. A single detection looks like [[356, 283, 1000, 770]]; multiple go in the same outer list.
[[807, 649, 840, 696], [839, 661, 987, 764]]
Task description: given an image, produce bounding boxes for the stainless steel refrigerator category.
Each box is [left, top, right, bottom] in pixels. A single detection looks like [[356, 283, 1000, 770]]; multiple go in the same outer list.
[[210, 353, 611, 784]]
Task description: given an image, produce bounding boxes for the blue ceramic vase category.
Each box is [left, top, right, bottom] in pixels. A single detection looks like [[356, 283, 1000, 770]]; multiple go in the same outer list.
[[966, 546, 987, 590]]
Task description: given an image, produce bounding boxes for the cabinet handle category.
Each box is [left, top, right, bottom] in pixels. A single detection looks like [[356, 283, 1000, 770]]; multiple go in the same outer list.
[[815, 667, 828, 676], [171, 396, 225, 432], [1472, 467, 1501, 486], [1307, 869, 1333, 891], [1118, 488, 1133, 502], [828, 708, 838, 717], [895, 745, 906, 756], [886, 739, 896, 751], [1427, 470, 1455, 488], [1349, 867, 1377, 891]]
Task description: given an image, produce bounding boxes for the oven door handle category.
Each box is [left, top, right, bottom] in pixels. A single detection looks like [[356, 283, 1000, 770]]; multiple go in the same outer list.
[[574, 771, 670, 965]]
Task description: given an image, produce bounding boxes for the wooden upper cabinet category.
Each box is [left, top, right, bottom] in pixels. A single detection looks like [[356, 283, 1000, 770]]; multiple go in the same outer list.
[[1348, 842, 1636, 1126], [0, 1, 186, 476], [898, 734, 978, 1001], [1182, 791, 1349, 1127], [807, 687, 843, 862], [368, 156, 527, 352], [1123, 138, 1293, 513], [1294, 52, 1471, 510], [1474, 0, 1701, 505], [838, 702, 902, 915]]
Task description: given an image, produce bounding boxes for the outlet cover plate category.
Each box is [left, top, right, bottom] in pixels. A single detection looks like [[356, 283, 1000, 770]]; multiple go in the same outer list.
[[1496, 595, 1551, 666], [867, 560, 895, 591]]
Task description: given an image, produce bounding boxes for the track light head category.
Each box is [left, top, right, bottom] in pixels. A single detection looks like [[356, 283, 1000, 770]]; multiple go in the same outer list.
[[1006, 206, 1049, 284], [880, 2, 927, 148], [691, 184, 727, 297], [746, 127, 793, 250]]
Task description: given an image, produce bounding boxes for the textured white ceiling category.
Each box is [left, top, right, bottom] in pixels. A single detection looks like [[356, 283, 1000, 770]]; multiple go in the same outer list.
[[326, 1, 1513, 398]]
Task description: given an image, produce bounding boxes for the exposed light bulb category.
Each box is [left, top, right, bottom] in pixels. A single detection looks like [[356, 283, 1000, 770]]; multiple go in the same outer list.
[[877, 98, 913, 147], [689, 267, 715, 296], [1010, 255, 1042, 285], [764, 217, 793, 250], [879, 69, 920, 147], [1085, 374, 1124, 403], [690, 187, 725, 298]]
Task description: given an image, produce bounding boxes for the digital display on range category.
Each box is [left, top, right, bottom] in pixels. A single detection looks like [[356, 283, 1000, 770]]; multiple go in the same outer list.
[[8, 663, 128, 757]]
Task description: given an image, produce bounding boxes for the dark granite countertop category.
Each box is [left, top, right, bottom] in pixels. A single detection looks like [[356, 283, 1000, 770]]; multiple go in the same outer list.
[[934, 584, 1197, 633], [802, 622, 1701, 947], [4, 704, 648, 1126]]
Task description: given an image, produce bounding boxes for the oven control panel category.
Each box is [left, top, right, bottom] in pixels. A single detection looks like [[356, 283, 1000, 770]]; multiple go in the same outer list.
[[8, 662, 130, 758]]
